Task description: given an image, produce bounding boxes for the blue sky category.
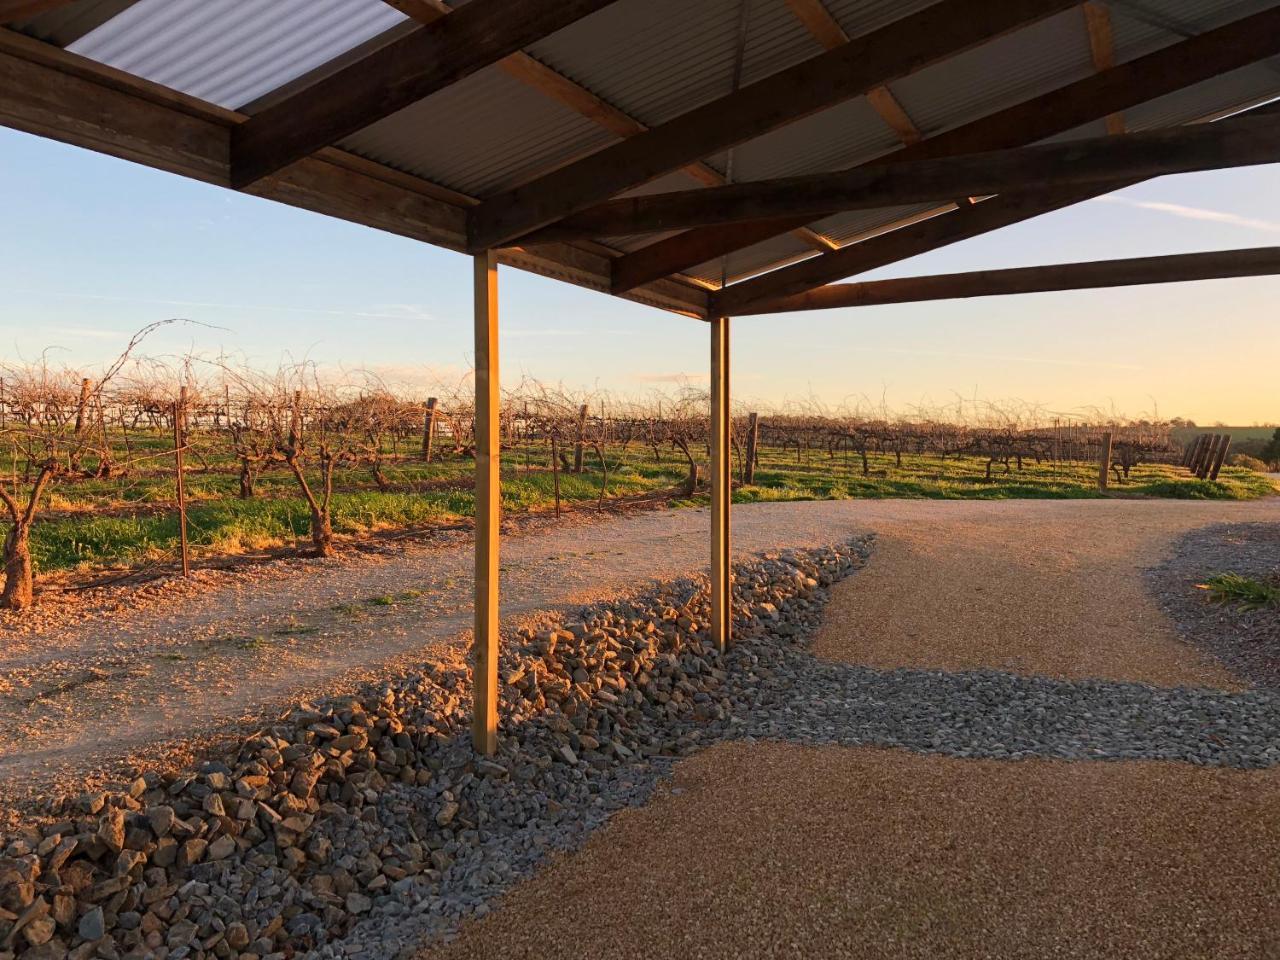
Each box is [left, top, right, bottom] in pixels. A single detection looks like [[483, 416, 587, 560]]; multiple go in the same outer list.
[[2, 125, 1277, 423]]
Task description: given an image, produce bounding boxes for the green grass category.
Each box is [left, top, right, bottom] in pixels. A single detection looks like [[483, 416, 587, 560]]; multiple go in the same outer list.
[[1201, 572, 1280, 610], [15, 441, 1276, 577]]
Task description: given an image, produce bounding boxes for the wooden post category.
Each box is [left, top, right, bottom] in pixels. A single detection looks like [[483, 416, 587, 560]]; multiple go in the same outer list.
[[1198, 434, 1222, 479], [1210, 434, 1232, 480], [1097, 430, 1112, 492], [473, 252, 500, 756], [743, 411, 759, 484], [1188, 433, 1208, 472], [1180, 434, 1195, 468], [422, 396, 438, 462], [572, 403, 588, 473], [174, 385, 191, 577], [551, 434, 562, 517], [709, 315, 731, 652]]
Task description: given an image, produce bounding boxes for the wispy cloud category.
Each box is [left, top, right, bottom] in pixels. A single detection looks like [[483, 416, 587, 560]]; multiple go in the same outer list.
[[1092, 195, 1280, 234], [632, 371, 709, 383], [10, 290, 441, 323]]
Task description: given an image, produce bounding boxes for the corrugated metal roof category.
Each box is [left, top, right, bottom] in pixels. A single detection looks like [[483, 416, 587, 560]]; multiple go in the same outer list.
[[13, 0, 1280, 297], [67, 0, 408, 110], [340, 65, 619, 197]]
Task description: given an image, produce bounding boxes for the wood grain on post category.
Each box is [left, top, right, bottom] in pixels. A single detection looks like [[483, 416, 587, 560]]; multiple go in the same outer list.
[[174, 385, 190, 577], [709, 316, 732, 653], [1210, 434, 1232, 481], [1097, 430, 1112, 492], [472, 252, 500, 756]]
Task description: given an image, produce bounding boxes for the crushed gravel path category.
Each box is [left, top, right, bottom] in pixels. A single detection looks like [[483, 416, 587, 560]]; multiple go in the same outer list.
[[1, 497, 1275, 812], [813, 503, 1262, 687], [1149, 521, 1280, 689], [420, 742, 1280, 960]]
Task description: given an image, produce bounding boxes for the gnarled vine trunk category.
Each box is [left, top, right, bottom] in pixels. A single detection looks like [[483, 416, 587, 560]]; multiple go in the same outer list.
[[1, 522, 33, 610]]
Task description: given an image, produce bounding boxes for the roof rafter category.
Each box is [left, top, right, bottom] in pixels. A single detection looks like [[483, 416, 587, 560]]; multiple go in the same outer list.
[[465, 0, 1079, 252], [377, 0, 832, 254], [537, 111, 1280, 239], [0, 0, 72, 22], [609, 3, 1280, 293], [715, 97, 1280, 315], [230, 0, 623, 189], [736, 247, 1280, 314], [1082, 2, 1124, 135], [782, 0, 923, 144]]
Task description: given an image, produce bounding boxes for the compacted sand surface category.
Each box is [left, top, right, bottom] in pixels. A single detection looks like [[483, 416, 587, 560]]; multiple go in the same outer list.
[[420, 742, 1280, 960], [813, 504, 1250, 687]]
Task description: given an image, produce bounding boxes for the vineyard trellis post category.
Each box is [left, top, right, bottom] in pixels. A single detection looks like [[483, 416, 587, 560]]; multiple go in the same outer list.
[[710, 315, 732, 653], [473, 251, 500, 756], [422, 396, 438, 463], [573, 403, 588, 473], [1210, 434, 1231, 480], [1097, 430, 1112, 491], [174, 384, 191, 577], [744, 411, 759, 484]]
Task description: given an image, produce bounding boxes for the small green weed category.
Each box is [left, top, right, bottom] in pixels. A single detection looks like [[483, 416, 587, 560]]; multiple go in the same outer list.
[[1200, 572, 1280, 610]]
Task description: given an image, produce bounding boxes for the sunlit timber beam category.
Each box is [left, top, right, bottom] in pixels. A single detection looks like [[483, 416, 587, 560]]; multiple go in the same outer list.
[[545, 110, 1280, 239], [735, 247, 1280, 314], [610, 4, 1280, 293], [230, 0, 623, 189], [465, 0, 1078, 251]]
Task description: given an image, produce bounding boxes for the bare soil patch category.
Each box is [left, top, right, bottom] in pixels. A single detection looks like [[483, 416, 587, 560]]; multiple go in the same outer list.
[[420, 741, 1280, 960], [812, 502, 1255, 687]]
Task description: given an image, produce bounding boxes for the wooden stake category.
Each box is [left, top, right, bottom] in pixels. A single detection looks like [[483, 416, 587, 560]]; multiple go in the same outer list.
[[174, 385, 190, 577], [573, 403, 588, 473], [1097, 430, 1112, 492], [744, 411, 759, 484], [422, 396, 438, 462], [1210, 434, 1231, 481], [473, 252, 500, 756], [710, 315, 732, 652]]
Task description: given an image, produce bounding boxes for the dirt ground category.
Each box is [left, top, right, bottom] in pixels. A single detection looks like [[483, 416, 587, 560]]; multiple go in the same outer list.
[[1, 497, 1275, 816], [420, 741, 1280, 960], [812, 506, 1246, 687]]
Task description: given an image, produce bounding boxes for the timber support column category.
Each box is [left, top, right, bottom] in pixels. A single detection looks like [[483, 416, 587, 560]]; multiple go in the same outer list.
[[473, 252, 500, 755], [710, 315, 732, 653]]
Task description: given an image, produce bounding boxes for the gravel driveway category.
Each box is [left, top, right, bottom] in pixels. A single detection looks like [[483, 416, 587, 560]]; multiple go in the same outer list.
[[1, 497, 1276, 813]]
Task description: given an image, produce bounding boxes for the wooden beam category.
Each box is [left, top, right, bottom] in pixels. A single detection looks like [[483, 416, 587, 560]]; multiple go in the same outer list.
[[466, 0, 1078, 251], [733, 247, 1280, 314], [542, 110, 1280, 239], [709, 314, 732, 653], [1082, 2, 1124, 135], [230, 0, 622, 188], [472, 250, 500, 755], [716, 181, 1141, 313], [0, 0, 73, 22], [782, 0, 923, 144], [611, 4, 1280, 293], [378, 0, 824, 250]]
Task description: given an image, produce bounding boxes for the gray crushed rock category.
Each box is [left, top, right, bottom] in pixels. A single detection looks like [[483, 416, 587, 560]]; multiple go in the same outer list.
[[1148, 522, 1280, 689]]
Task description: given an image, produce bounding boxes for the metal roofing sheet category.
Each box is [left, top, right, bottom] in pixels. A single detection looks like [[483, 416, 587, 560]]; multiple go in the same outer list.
[[525, 0, 824, 130], [340, 65, 620, 198], [66, 0, 408, 110]]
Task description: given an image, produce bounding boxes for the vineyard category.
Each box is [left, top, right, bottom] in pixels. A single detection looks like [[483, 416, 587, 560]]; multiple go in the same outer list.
[[0, 351, 1272, 611]]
